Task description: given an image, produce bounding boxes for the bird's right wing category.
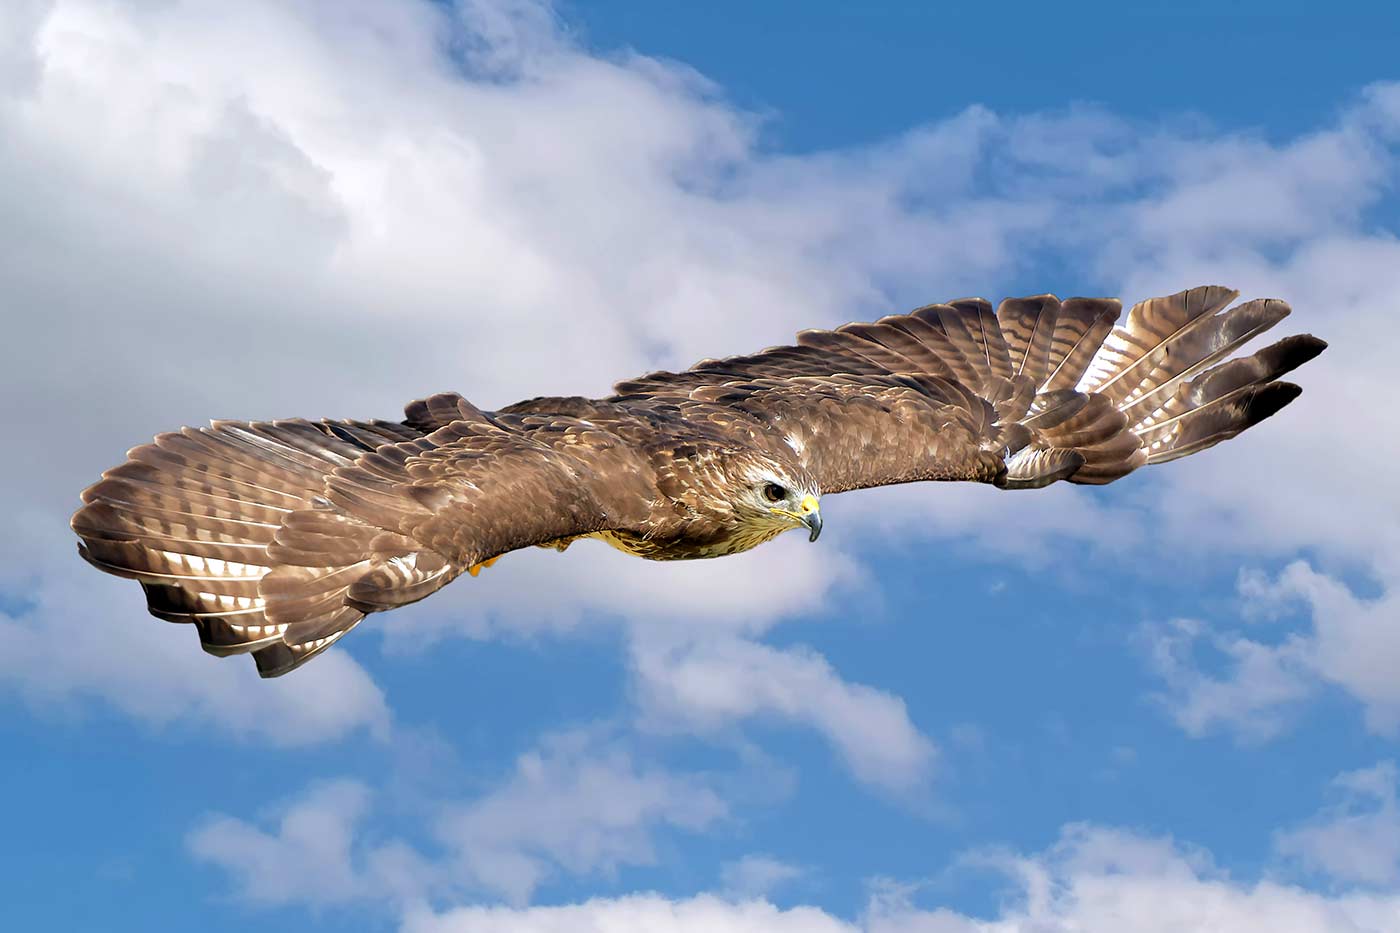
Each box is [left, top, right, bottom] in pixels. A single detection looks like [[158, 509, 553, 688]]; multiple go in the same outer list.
[[322, 392, 659, 572], [253, 393, 659, 668], [72, 392, 657, 677]]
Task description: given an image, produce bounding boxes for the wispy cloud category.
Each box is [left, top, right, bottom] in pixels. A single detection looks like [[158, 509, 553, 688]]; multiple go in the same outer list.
[[189, 726, 730, 908], [719, 853, 805, 900], [1277, 761, 1400, 888], [1141, 614, 1315, 742], [1143, 560, 1400, 742], [189, 779, 396, 906], [434, 728, 728, 903]]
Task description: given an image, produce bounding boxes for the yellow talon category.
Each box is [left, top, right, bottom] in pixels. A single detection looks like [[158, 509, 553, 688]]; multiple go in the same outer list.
[[467, 555, 501, 577]]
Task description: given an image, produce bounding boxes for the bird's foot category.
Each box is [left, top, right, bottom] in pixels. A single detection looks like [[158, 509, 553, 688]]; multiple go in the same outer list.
[[467, 555, 500, 577]]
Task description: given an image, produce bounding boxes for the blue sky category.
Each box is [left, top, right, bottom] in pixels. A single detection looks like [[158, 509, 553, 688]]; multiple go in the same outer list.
[[3, 2, 1400, 931]]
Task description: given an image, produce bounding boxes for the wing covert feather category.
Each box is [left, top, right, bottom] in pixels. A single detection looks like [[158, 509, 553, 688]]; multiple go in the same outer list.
[[330, 409, 659, 568]]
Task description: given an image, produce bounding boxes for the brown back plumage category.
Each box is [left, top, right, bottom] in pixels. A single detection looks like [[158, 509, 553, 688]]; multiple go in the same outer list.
[[73, 285, 1325, 676]]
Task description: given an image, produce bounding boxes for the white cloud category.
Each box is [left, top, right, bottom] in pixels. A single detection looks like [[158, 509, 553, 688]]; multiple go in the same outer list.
[[1270, 563, 1400, 735], [400, 823, 1400, 933], [403, 895, 855, 933], [1277, 761, 1400, 887], [189, 728, 728, 908], [1143, 561, 1400, 742], [850, 480, 1147, 569], [1142, 616, 1315, 741], [0, 0, 986, 743], [719, 854, 804, 900], [373, 530, 925, 798], [12, 7, 1400, 933], [191, 760, 1400, 931], [434, 728, 727, 904], [3, 0, 1398, 767], [632, 634, 937, 796], [188, 778, 443, 908], [862, 824, 1400, 933], [188, 779, 387, 906], [0, 569, 390, 746]]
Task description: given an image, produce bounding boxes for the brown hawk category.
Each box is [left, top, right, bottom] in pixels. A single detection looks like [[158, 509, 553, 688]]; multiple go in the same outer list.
[[71, 285, 1325, 676]]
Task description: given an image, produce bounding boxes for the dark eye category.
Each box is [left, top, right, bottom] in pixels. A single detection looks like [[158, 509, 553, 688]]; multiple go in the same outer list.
[[762, 482, 787, 503]]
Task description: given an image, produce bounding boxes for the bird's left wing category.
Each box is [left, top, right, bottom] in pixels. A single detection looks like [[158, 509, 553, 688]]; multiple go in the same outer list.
[[612, 286, 1325, 494], [666, 373, 1010, 492]]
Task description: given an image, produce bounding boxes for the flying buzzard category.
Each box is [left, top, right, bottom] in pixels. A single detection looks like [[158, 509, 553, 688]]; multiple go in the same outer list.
[[72, 285, 1325, 677]]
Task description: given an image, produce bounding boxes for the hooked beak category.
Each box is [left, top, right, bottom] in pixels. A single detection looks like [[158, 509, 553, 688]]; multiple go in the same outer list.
[[770, 495, 823, 542], [798, 494, 822, 542]]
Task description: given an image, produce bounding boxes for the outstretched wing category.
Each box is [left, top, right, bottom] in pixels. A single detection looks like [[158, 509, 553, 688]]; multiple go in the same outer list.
[[613, 286, 1325, 493], [667, 373, 1011, 492], [72, 393, 658, 677], [323, 393, 658, 572]]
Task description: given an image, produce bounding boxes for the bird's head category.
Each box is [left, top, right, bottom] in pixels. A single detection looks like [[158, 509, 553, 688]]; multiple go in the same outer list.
[[727, 454, 822, 543]]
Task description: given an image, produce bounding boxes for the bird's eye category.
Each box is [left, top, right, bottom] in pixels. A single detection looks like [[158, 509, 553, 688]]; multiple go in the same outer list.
[[762, 482, 787, 503]]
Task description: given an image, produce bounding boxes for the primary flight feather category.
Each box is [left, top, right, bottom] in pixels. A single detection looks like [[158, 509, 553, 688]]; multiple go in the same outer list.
[[72, 285, 1325, 677]]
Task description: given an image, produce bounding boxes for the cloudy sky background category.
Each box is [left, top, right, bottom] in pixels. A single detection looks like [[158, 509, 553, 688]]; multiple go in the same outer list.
[[2, 1, 1399, 930]]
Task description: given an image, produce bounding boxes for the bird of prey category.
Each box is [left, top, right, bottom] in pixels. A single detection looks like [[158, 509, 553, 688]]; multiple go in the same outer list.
[[72, 285, 1325, 677]]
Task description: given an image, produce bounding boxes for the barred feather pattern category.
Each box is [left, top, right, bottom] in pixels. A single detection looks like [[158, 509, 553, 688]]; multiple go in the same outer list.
[[614, 285, 1325, 489], [72, 285, 1324, 679], [948, 286, 1322, 483], [73, 419, 431, 677]]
